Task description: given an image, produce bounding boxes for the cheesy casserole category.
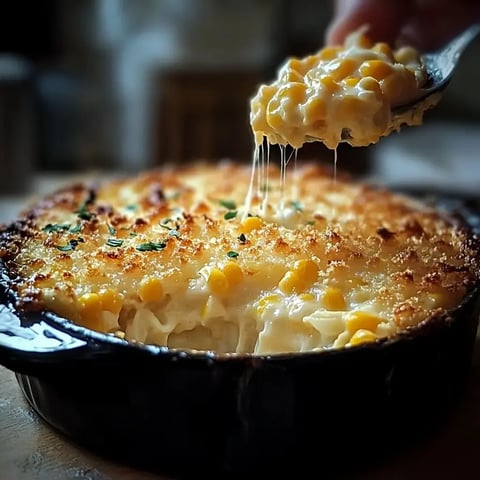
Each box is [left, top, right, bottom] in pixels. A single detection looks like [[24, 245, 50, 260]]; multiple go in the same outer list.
[[0, 162, 478, 355], [250, 28, 439, 150]]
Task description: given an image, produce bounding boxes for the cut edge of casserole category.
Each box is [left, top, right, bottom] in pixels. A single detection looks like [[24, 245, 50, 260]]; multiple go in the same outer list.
[[0, 160, 479, 355]]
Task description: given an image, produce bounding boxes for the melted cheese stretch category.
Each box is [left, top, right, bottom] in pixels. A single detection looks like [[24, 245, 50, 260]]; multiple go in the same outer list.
[[1, 162, 478, 355], [250, 28, 437, 149]]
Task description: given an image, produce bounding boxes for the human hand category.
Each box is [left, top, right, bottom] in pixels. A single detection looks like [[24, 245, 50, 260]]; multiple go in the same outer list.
[[326, 0, 480, 51]]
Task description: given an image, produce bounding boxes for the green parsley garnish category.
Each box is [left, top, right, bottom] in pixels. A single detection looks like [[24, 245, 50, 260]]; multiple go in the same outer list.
[[306, 220, 315, 226], [219, 199, 237, 210], [224, 210, 238, 220], [291, 200, 303, 212], [70, 223, 82, 233], [168, 229, 180, 238], [106, 238, 123, 248], [227, 251, 239, 258], [75, 204, 93, 221], [238, 233, 247, 244], [129, 232, 138, 237], [136, 241, 166, 252], [107, 224, 116, 235], [42, 223, 71, 233], [125, 204, 137, 211], [55, 238, 81, 252]]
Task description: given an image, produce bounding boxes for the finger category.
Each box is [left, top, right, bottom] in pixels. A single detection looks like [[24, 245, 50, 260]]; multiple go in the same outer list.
[[398, 1, 480, 50], [326, 0, 413, 45]]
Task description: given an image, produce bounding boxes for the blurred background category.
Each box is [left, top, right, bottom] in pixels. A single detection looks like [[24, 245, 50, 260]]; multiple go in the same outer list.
[[1, 0, 480, 219]]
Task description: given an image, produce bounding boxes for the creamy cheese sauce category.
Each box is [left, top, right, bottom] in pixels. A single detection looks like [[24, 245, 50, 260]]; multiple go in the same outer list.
[[250, 27, 437, 150]]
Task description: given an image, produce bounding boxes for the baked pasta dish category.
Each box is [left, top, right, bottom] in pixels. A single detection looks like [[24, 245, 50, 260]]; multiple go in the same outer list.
[[250, 28, 440, 149], [0, 162, 478, 355]]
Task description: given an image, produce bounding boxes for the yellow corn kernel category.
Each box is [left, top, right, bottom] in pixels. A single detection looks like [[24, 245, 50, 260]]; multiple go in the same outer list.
[[294, 259, 319, 286], [372, 42, 394, 60], [208, 268, 229, 297], [360, 60, 394, 80], [349, 329, 378, 346], [279, 270, 303, 294], [304, 97, 326, 123], [318, 46, 341, 61], [299, 293, 315, 302], [79, 293, 102, 316], [331, 58, 358, 81], [322, 287, 346, 311], [99, 289, 123, 314], [343, 77, 360, 88], [278, 82, 307, 104], [320, 75, 339, 93], [345, 311, 382, 334], [281, 69, 304, 83], [257, 294, 280, 315], [78, 293, 103, 331], [357, 33, 373, 49], [241, 216, 263, 233], [139, 277, 164, 303], [223, 261, 243, 285], [358, 77, 381, 95]]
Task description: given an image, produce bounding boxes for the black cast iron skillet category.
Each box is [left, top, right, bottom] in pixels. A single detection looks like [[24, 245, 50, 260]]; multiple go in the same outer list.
[[1, 190, 480, 479]]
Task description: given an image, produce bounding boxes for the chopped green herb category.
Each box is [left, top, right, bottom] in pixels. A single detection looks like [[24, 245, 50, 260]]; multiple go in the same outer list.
[[77, 237, 85, 243], [42, 223, 71, 233], [306, 220, 315, 226], [291, 200, 303, 212], [70, 223, 82, 234], [128, 232, 138, 237], [224, 210, 238, 220], [227, 251, 239, 258], [75, 204, 94, 221], [136, 241, 166, 252], [168, 229, 180, 238], [55, 238, 81, 252], [107, 224, 116, 235], [219, 199, 237, 210], [125, 204, 137, 211], [106, 238, 124, 248], [55, 244, 74, 252], [238, 233, 247, 244]]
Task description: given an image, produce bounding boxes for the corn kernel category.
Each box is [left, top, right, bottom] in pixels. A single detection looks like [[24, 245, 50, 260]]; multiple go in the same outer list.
[[139, 277, 164, 302], [331, 58, 358, 81], [299, 293, 315, 301], [279, 270, 303, 294], [79, 293, 102, 316], [257, 294, 280, 315], [78, 293, 103, 331], [356, 33, 372, 49], [345, 311, 382, 334], [343, 77, 360, 87], [281, 69, 304, 83], [322, 287, 346, 311], [372, 42, 394, 60], [99, 289, 123, 314], [320, 75, 339, 93], [241, 216, 263, 233], [278, 82, 307, 104], [223, 261, 243, 285], [349, 329, 378, 346], [294, 259, 319, 286], [360, 60, 394, 80], [304, 97, 326, 124], [318, 46, 341, 61], [208, 268, 229, 297], [358, 77, 381, 95]]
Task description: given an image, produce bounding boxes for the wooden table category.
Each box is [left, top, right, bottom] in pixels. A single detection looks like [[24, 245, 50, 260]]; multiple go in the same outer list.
[[1, 338, 480, 480]]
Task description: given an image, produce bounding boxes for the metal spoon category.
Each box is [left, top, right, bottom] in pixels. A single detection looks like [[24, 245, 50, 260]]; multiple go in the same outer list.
[[392, 23, 480, 117]]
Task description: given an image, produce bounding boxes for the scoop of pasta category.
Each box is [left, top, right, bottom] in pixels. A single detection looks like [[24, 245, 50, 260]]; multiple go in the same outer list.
[[250, 27, 439, 150]]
